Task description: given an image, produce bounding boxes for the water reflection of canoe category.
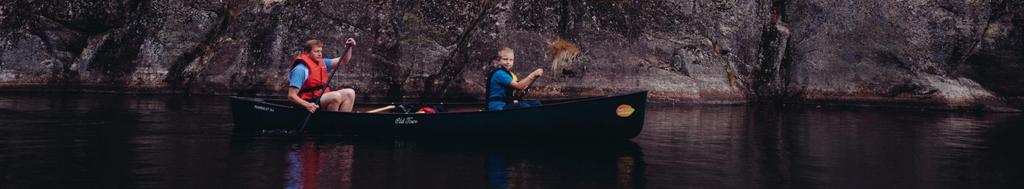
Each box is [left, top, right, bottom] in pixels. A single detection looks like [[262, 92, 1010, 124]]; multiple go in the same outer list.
[[224, 137, 645, 188], [229, 91, 647, 139]]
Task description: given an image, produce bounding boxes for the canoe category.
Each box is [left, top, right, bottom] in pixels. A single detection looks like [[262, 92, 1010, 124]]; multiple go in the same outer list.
[[229, 91, 647, 139]]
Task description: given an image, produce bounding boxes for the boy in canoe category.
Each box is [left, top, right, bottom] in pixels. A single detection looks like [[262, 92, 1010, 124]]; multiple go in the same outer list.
[[288, 38, 357, 113], [486, 47, 544, 110]]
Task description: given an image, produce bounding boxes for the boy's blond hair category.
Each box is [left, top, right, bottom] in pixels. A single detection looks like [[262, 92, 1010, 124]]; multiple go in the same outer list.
[[497, 47, 514, 59]]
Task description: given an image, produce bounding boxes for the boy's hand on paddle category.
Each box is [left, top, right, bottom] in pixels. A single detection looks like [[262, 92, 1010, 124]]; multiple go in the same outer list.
[[345, 38, 357, 47], [303, 102, 319, 113], [530, 69, 544, 79]]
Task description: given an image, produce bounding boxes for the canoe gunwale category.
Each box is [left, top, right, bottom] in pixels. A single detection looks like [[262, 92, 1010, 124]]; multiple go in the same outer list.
[[229, 91, 645, 115]]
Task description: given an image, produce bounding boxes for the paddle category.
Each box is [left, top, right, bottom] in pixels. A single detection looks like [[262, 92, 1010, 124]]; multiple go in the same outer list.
[[515, 74, 541, 102], [366, 105, 396, 113], [296, 58, 345, 133]]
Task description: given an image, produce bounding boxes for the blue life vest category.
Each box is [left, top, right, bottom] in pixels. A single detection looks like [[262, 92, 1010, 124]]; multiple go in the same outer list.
[[486, 68, 519, 103]]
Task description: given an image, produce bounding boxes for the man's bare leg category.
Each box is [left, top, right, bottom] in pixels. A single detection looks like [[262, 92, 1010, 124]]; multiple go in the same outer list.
[[339, 88, 356, 112], [319, 92, 342, 112]]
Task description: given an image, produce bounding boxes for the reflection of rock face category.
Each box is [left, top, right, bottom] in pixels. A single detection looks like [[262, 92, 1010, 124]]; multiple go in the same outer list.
[[0, 0, 1022, 110]]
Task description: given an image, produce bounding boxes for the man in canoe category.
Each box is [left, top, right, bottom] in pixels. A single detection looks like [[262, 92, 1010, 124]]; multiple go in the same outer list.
[[486, 47, 544, 110], [288, 38, 357, 113]]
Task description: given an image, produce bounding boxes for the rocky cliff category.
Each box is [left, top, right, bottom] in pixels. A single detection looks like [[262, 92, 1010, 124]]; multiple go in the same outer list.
[[1, 0, 1021, 111]]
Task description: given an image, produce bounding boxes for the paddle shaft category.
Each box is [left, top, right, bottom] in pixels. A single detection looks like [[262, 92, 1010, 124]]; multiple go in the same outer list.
[[297, 58, 345, 132], [516, 75, 540, 101], [366, 105, 396, 113]]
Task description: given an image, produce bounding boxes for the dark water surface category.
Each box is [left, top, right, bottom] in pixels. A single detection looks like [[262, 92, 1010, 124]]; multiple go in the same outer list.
[[1, 94, 1022, 189]]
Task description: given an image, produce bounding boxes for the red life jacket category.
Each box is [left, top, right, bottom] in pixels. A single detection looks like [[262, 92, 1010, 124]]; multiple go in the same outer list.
[[293, 53, 330, 101]]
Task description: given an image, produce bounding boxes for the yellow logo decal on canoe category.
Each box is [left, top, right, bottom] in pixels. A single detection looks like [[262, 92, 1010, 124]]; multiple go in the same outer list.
[[616, 104, 635, 118]]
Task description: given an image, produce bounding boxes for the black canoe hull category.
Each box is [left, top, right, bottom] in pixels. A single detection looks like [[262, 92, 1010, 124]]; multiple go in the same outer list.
[[229, 91, 647, 139]]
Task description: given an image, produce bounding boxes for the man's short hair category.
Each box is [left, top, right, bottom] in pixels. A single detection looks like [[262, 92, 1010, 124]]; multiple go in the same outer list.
[[303, 39, 323, 52], [497, 47, 514, 58]]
